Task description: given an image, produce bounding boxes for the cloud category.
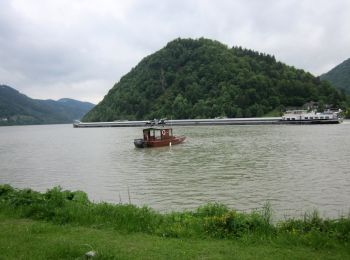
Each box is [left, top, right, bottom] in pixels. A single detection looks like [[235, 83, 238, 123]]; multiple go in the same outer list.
[[0, 0, 349, 103]]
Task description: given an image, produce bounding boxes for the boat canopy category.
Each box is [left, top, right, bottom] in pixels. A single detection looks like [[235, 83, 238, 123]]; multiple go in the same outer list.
[[143, 128, 173, 140]]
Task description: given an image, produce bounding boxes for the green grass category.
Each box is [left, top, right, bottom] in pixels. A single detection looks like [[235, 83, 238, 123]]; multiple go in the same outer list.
[[0, 184, 349, 259], [1, 214, 349, 259]]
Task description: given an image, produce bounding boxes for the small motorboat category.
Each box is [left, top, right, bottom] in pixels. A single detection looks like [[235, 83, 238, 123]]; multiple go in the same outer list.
[[134, 127, 186, 148]]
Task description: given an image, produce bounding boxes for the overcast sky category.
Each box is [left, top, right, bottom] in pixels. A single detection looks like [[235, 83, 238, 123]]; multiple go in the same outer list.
[[0, 0, 349, 104]]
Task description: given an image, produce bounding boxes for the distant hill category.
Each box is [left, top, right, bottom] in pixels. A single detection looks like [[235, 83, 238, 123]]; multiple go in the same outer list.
[[0, 85, 94, 125], [83, 38, 346, 122], [320, 58, 350, 94]]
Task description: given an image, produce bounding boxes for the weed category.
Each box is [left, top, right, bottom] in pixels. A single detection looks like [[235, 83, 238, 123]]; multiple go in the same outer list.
[[0, 184, 349, 245]]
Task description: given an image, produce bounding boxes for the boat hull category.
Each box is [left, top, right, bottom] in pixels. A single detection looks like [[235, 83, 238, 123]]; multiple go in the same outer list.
[[280, 119, 342, 124], [134, 138, 146, 148], [134, 136, 186, 148]]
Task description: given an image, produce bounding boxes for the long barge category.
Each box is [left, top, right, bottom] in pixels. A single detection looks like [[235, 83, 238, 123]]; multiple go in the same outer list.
[[73, 115, 342, 128]]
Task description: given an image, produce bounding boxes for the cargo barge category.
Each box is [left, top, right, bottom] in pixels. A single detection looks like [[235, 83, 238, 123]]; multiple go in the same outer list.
[[73, 110, 343, 128]]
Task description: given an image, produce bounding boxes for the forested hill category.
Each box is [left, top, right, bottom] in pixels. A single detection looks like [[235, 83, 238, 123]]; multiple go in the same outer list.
[[320, 58, 350, 94], [83, 38, 346, 121], [0, 85, 95, 125]]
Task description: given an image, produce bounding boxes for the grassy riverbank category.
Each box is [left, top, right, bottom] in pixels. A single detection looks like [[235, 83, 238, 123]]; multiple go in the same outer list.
[[1, 185, 349, 259]]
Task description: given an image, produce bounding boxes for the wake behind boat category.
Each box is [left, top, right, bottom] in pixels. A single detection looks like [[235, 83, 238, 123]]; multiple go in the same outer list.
[[134, 127, 186, 148]]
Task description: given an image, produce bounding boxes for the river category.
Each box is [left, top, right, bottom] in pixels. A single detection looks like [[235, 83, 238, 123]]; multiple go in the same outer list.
[[1, 122, 349, 219]]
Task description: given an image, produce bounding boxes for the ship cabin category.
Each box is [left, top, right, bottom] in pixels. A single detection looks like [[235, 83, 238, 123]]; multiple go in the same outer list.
[[281, 109, 341, 121], [143, 128, 173, 141]]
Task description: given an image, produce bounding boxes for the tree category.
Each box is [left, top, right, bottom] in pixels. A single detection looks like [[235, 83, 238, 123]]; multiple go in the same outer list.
[[172, 94, 191, 119]]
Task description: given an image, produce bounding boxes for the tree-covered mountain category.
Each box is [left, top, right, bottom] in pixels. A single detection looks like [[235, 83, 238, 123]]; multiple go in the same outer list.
[[0, 85, 94, 125], [56, 98, 95, 118], [83, 38, 346, 122], [320, 58, 350, 94]]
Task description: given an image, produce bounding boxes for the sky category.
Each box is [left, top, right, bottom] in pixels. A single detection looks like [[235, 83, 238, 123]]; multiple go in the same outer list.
[[0, 0, 349, 104]]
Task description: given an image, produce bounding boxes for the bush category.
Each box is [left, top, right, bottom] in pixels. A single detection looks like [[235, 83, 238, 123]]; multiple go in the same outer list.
[[203, 210, 274, 238], [277, 210, 350, 242], [195, 203, 229, 217], [0, 184, 14, 196], [0, 185, 349, 244]]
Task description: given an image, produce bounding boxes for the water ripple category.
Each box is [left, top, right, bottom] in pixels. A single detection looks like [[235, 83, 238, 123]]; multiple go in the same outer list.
[[1, 123, 350, 219]]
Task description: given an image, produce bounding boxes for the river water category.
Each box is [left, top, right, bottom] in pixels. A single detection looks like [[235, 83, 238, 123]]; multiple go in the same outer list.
[[0, 122, 349, 219]]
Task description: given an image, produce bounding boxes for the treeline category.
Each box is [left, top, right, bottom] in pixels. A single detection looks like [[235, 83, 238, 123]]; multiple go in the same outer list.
[[83, 38, 347, 121]]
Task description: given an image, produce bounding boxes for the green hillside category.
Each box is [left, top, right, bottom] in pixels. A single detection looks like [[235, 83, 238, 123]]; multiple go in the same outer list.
[[83, 38, 346, 121], [320, 58, 350, 94], [0, 85, 94, 125]]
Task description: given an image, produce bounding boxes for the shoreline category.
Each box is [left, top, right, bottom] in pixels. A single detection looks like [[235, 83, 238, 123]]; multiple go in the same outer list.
[[1, 185, 349, 258], [1, 185, 349, 234]]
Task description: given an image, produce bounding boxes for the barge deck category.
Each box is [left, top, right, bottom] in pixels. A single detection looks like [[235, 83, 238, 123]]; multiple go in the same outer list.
[[73, 117, 342, 128]]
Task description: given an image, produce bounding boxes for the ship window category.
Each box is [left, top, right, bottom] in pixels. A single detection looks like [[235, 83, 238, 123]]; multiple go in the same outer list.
[[287, 118, 290, 121], [320, 116, 324, 119], [292, 118, 295, 120], [310, 117, 313, 119], [325, 116, 329, 119], [315, 117, 318, 119], [305, 117, 308, 119]]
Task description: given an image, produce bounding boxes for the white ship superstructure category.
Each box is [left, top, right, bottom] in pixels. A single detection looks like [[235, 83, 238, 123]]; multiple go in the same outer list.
[[282, 109, 342, 123]]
